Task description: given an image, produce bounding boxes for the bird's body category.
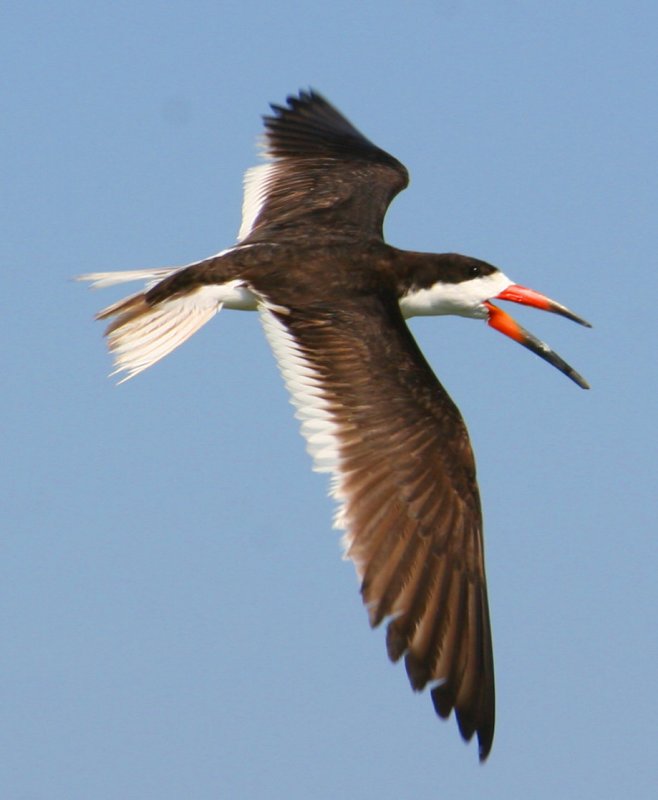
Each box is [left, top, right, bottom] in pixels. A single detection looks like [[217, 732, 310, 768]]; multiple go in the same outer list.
[[80, 91, 589, 761]]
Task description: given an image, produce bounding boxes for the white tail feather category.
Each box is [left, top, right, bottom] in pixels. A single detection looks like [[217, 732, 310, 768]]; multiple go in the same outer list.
[[82, 271, 259, 382], [76, 268, 179, 290], [106, 288, 228, 382], [80, 251, 261, 382]]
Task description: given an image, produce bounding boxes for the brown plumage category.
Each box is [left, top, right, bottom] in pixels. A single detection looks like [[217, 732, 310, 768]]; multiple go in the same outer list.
[[80, 90, 590, 761]]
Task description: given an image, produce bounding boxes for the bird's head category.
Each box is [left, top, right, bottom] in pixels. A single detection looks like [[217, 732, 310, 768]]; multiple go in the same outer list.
[[399, 254, 591, 389]]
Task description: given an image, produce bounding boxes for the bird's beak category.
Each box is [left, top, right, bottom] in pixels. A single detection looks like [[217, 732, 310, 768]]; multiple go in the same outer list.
[[485, 284, 591, 389]]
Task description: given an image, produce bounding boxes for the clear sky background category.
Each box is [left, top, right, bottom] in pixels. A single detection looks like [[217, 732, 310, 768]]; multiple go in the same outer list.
[[3, 2, 656, 798]]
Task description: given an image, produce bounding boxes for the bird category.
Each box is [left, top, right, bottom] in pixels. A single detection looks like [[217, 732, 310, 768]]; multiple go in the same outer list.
[[79, 90, 590, 761]]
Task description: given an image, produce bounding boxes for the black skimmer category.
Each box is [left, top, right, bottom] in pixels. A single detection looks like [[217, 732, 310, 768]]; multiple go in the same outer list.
[[80, 90, 590, 761]]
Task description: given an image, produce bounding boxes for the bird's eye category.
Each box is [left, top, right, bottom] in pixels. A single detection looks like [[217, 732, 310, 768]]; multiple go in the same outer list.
[[470, 264, 481, 277]]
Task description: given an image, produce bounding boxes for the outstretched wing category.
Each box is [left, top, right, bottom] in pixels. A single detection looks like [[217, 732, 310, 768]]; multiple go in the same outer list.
[[238, 90, 409, 244], [259, 293, 495, 760]]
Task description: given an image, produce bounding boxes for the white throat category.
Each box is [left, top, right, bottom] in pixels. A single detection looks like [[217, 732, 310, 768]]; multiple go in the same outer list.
[[399, 271, 513, 319]]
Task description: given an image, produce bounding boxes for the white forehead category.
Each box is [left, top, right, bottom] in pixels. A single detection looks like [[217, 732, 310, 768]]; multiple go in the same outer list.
[[399, 271, 514, 319]]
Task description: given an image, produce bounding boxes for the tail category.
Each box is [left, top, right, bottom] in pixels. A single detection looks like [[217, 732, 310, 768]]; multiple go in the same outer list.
[[77, 267, 227, 383]]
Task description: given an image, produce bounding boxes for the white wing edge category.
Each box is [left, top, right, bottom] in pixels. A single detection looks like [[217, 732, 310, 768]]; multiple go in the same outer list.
[[258, 305, 360, 566], [238, 162, 277, 242]]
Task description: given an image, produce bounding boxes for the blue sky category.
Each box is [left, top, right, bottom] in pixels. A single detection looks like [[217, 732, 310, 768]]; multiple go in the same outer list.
[[3, 2, 656, 798]]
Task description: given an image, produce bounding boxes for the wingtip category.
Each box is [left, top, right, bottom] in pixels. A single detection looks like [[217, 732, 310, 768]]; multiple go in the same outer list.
[[477, 723, 494, 762], [431, 680, 495, 762], [266, 88, 326, 121]]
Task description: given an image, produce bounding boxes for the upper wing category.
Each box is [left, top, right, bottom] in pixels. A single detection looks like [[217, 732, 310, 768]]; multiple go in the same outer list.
[[259, 293, 495, 760], [238, 90, 409, 244]]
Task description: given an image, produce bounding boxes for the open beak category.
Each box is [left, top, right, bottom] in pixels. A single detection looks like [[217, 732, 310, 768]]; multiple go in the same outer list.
[[485, 284, 591, 389]]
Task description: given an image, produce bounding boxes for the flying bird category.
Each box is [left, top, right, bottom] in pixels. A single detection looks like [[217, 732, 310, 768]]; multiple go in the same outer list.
[[80, 90, 590, 761]]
